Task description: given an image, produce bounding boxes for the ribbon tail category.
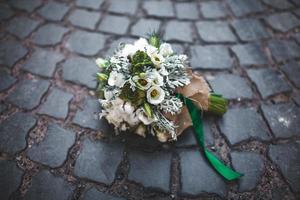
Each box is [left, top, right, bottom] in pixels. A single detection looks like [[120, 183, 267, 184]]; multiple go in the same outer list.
[[179, 94, 243, 181]]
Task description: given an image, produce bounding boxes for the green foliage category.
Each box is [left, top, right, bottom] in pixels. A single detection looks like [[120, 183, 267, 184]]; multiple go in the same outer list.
[[119, 83, 145, 106], [147, 32, 161, 48], [131, 51, 153, 73]]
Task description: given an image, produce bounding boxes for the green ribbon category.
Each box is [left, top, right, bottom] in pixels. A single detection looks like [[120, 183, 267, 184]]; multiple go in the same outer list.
[[177, 94, 243, 181]]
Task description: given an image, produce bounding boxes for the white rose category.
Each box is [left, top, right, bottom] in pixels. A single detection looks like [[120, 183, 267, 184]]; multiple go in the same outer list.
[[146, 86, 165, 105], [137, 108, 157, 125], [104, 89, 114, 100], [108, 71, 126, 87], [159, 43, 173, 57]]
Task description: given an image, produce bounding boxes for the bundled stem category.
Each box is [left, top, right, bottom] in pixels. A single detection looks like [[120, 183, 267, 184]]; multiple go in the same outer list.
[[208, 93, 228, 116]]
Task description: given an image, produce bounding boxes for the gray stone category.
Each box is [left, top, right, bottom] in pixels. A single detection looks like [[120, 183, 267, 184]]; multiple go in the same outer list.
[[262, 0, 293, 9], [179, 150, 227, 197], [9, 0, 42, 12], [32, 24, 68, 45], [247, 68, 291, 99], [0, 160, 23, 200], [265, 12, 300, 32], [73, 98, 109, 131], [62, 57, 98, 89], [131, 19, 161, 37], [281, 61, 300, 88], [0, 71, 16, 91], [105, 37, 135, 57], [268, 143, 300, 193], [27, 123, 75, 167], [231, 43, 268, 66], [6, 16, 40, 39], [196, 21, 236, 43], [107, 0, 138, 15], [209, 74, 253, 100], [66, 31, 106, 56], [294, 95, 300, 106], [261, 103, 300, 138], [143, 0, 175, 18], [69, 9, 101, 30], [128, 150, 171, 191], [294, 9, 300, 17], [7, 79, 50, 110], [0, 112, 36, 154], [74, 138, 124, 184], [219, 108, 270, 145], [232, 19, 270, 42], [22, 48, 64, 77], [175, 2, 199, 20], [164, 21, 193, 42], [0, 40, 28, 67], [0, 104, 7, 114], [24, 170, 74, 200], [38, 1, 69, 21], [291, 0, 300, 6], [84, 187, 125, 200], [227, 0, 264, 17], [0, 4, 14, 20], [76, 0, 104, 9], [231, 151, 264, 192], [171, 43, 184, 54], [268, 40, 300, 62], [200, 1, 228, 19], [190, 45, 232, 69], [38, 88, 73, 119], [99, 15, 130, 35]]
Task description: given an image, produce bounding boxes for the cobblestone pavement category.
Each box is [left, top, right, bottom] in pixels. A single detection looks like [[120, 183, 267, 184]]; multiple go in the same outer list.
[[0, 0, 300, 199]]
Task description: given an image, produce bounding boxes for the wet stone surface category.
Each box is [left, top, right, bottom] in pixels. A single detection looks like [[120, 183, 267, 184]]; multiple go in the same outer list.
[[0, 40, 28, 67], [32, 24, 69, 46], [83, 187, 125, 200], [0, 70, 16, 92]]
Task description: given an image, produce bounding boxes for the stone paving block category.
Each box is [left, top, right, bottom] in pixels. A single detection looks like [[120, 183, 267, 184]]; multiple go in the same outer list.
[[27, 123, 75, 167], [209, 74, 253, 100], [0, 112, 36, 154], [196, 21, 236, 43], [281, 61, 300, 88], [294, 9, 300, 17], [66, 31, 106, 56], [291, 0, 300, 6], [76, 0, 104, 9], [200, 1, 228, 19], [0, 103, 7, 114], [0, 70, 16, 92], [232, 19, 270, 42], [22, 48, 64, 77], [24, 170, 74, 200], [261, 103, 300, 138], [0, 4, 14, 20], [171, 43, 184, 54], [190, 45, 232, 69], [164, 21, 193, 43], [262, 0, 293, 9], [32, 24, 68, 45], [107, 0, 138, 15], [227, 0, 264, 17], [179, 149, 227, 197], [268, 40, 300, 62], [231, 151, 264, 192], [294, 95, 300, 106], [73, 98, 109, 131], [265, 12, 300, 32], [105, 37, 135, 57], [0, 40, 28, 67], [9, 0, 42, 12], [175, 2, 199, 20], [84, 187, 125, 200], [219, 108, 269, 145], [247, 68, 291, 99], [38, 88, 73, 119], [131, 18, 161, 37], [62, 57, 98, 89], [128, 150, 171, 191], [7, 79, 50, 110], [143, 0, 175, 18], [6, 16, 40, 39], [0, 160, 23, 200], [231, 43, 268, 66], [69, 9, 101, 30], [268, 143, 300, 193], [37, 1, 69, 21], [74, 138, 124, 184], [99, 15, 130, 35]]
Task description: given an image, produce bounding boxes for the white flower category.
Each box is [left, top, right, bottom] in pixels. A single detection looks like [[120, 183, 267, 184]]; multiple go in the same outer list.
[[132, 75, 151, 90], [146, 86, 165, 105], [95, 58, 108, 68], [137, 108, 157, 125], [135, 124, 146, 137], [121, 44, 136, 57], [134, 38, 149, 50], [108, 71, 126, 87], [148, 70, 164, 86], [150, 52, 164, 68], [159, 43, 173, 57], [104, 89, 114, 100]]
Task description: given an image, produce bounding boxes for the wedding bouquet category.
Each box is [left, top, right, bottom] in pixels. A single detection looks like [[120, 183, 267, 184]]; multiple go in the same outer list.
[[95, 34, 242, 181], [95, 34, 227, 142]]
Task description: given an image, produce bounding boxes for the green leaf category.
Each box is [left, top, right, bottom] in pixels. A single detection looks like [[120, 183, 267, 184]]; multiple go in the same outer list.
[[143, 102, 153, 118], [147, 32, 161, 48], [131, 50, 153, 73]]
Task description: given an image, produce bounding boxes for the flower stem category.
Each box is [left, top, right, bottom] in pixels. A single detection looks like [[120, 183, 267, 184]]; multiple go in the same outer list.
[[208, 93, 228, 116]]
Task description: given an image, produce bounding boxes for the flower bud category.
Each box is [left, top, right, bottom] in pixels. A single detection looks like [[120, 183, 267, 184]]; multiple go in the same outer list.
[[97, 73, 108, 81]]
